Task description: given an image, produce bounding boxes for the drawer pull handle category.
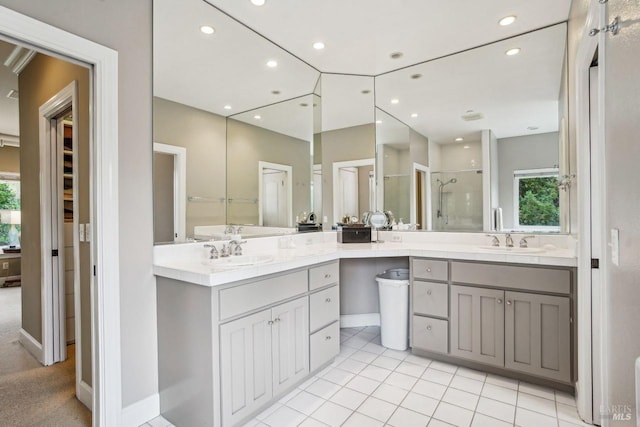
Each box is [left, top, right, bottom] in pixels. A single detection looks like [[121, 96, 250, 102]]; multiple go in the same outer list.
[[325, 298, 332, 303], [324, 273, 331, 279], [426, 268, 432, 273], [497, 299, 503, 304], [274, 317, 281, 322], [426, 325, 432, 331], [325, 336, 332, 340], [506, 300, 512, 305], [426, 290, 432, 296]]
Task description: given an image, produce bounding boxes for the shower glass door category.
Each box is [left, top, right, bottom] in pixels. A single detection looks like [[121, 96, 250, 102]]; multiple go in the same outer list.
[[431, 170, 483, 231]]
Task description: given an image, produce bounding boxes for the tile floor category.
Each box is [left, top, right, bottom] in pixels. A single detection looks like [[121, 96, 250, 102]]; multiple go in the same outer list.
[[142, 326, 592, 427]]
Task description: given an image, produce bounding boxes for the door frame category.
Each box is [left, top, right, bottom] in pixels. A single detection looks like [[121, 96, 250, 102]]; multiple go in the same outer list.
[[332, 158, 375, 225], [153, 142, 186, 242], [576, 1, 607, 424], [38, 81, 79, 367], [0, 6, 121, 425], [258, 161, 293, 227], [411, 162, 430, 230]]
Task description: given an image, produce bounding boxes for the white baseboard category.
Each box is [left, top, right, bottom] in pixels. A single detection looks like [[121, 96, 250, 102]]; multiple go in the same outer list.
[[340, 313, 380, 328], [77, 380, 92, 410], [18, 328, 43, 364], [121, 392, 160, 427]]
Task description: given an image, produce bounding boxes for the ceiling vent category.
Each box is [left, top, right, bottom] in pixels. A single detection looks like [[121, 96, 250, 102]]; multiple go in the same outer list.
[[4, 46, 36, 75], [461, 112, 484, 121], [6, 89, 18, 100]]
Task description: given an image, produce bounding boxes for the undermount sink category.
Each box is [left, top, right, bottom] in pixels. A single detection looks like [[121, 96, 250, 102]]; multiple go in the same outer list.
[[477, 246, 545, 254], [203, 255, 273, 268]]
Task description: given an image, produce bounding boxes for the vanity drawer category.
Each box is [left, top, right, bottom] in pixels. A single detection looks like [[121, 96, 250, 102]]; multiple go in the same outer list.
[[413, 281, 448, 318], [219, 270, 308, 320], [310, 321, 340, 371], [310, 285, 339, 332], [412, 315, 448, 354], [412, 258, 448, 282], [309, 262, 339, 291], [451, 261, 571, 295]]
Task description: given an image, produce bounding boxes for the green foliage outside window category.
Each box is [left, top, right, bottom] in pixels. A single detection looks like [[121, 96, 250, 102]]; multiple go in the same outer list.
[[0, 182, 20, 245], [518, 176, 559, 226]]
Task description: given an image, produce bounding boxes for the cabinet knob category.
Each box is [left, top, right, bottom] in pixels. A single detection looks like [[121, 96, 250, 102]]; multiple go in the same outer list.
[[324, 273, 331, 279], [426, 268, 432, 273], [426, 290, 432, 296], [325, 336, 332, 340], [426, 325, 432, 331], [325, 298, 332, 303], [497, 299, 503, 304], [506, 300, 512, 305]]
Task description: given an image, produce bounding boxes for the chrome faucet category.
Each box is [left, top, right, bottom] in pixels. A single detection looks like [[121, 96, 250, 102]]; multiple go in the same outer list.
[[505, 233, 514, 248], [203, 243, 219, 259], [229, 240, 247, 256], [519, 235, 535, 248], [485, 234, 500, 247]]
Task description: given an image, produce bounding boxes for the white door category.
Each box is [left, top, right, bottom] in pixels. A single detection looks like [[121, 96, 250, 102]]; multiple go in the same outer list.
[[338, 167, 358, 219], [262, 169, 288, 227]]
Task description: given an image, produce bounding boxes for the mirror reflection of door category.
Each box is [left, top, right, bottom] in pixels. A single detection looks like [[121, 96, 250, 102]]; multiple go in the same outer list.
[[152, 142, 186, 243], [313, 165, 322, 220], [334, 161, 374, 223], [262, 168, 288, 227], [339, 167, 358, 220]]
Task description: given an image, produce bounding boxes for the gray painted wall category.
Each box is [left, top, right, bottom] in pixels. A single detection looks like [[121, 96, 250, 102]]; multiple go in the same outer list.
[[497, 132, 559, 230], [0, 0, 157, 406]]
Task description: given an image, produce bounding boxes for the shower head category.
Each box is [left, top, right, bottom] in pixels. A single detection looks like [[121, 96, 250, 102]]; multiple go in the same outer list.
[[438, 178, 457, 186]]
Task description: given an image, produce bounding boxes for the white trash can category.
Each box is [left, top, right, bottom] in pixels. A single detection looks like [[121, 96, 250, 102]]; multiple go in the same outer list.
[[376, 268, 410, 351]]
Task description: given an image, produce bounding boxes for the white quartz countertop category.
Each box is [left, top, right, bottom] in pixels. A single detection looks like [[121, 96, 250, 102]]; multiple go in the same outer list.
[[153, 233, 577, 287]]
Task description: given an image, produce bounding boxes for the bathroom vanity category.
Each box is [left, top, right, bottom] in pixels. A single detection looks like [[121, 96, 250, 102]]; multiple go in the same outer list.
[[153, 232, 577, 426]]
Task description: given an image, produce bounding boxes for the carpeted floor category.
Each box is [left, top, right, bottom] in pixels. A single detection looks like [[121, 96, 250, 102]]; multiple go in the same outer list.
[[0, 286, 91, 426]]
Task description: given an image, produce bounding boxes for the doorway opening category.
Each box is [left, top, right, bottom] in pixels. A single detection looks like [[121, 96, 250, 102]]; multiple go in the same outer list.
[[153, 142, 186, 243], [332, 158, 375, 225]]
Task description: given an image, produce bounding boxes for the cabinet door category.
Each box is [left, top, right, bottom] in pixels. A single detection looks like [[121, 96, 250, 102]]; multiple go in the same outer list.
[[505, 292, 571, 382], [220, 309, 273, 427], [450, 285, 504, 366], [271, 296, 309, 396]]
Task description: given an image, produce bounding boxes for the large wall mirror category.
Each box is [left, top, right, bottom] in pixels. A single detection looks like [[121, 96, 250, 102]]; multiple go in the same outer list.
[[375, 23, 570, 233], [152, 0, 319, 242]]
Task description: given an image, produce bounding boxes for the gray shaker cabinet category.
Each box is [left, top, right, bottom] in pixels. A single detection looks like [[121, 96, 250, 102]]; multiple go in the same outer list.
[[505, 291, 571, 383], [450, 285, 505, 367], [220, 296, 309, 426]]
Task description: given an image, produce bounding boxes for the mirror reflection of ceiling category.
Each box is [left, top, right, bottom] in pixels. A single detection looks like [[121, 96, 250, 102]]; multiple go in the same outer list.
[[204, 0, 570, 75], [154, 0, 570, 125], [153, 0, 319, 117], [375, 24, 567, 145]]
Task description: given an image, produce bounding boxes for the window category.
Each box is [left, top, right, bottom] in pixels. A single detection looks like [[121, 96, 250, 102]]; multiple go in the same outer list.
[[513, 168, 560, 232], [0, 174, 21, 246]]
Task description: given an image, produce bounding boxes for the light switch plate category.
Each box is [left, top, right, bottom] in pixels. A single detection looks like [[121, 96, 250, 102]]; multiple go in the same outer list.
[[85, 223, 91, 242], [2, 262, 8, 270], [611, 228, 620, 266], [79, 224, 85, 242]]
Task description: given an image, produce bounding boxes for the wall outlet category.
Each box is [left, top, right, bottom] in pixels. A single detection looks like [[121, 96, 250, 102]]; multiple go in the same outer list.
[[2, 262, 8, 270], [392, 233, 402, 242]]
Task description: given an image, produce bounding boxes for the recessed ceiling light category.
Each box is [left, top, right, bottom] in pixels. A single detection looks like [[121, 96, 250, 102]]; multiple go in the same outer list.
[[251, 0, 266, 6], [200, 25, 215, 35], [223, 105, 232, 110], [271, 90, 281, 95], [313, 42, 325, 50], [411, 113, 418, 118], [266, 60, 278, 68], [376, 120, 383, 124], [463, 145, 470, 149], [391, 99, 399, 104], [455, 137, 464, 142], [499, 15, 517, 26], [411, 74, 422, 80], [390, 52, 403, 59], [254, 115, 261, 119], [506, 48, 521, 56]]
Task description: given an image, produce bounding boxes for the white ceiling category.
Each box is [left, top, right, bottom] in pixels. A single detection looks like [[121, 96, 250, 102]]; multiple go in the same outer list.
[[0, 39, 20, 137], [204, 0, 570, 75]]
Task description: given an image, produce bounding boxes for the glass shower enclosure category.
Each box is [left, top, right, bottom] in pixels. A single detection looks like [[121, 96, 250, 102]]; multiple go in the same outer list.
[[431, 170, 483, 231]]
